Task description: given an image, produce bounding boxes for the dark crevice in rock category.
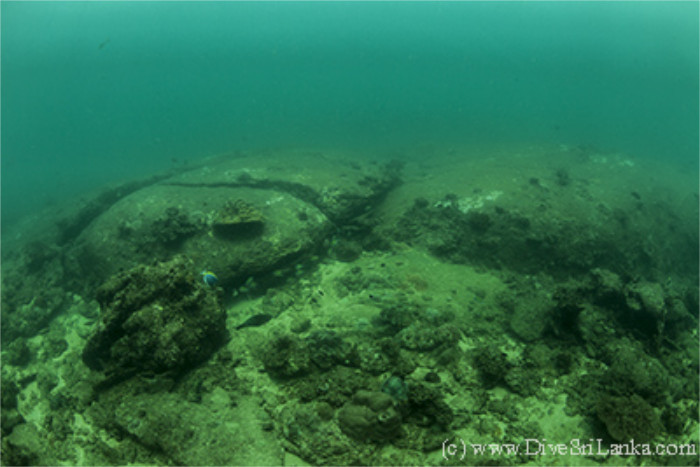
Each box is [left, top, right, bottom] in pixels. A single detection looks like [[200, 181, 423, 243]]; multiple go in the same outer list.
[[56, 174, 174, 246], [165, 180, 327, 216], [165, 164, 402, 225]]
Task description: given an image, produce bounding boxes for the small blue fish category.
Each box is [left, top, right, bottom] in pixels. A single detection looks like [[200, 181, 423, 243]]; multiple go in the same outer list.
[[201, 270, 218, 287]]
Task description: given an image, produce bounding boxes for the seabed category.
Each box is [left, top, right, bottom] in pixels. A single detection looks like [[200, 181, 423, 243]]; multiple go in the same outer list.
[[1, 142, 698, 466]]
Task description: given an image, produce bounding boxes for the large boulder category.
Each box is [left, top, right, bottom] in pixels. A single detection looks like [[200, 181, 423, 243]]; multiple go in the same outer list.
[[71, 184, 328, 290], [65, 151, 400, 291], [82, 256, 227, 384], [164, 150, 402, 223]]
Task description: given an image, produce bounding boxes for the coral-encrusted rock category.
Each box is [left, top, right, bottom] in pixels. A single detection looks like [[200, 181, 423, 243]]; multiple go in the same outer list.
[[338, 390, 402, 442], [71, 185, 329, 292], [66, 151, 401, 293], [596, 393, 662, 442], [620, 281, 667, 339], [82, 256, 227, 383], [625, 281, 666, 319], [261, 334, 312, 378], [213, 199, 264, 238]]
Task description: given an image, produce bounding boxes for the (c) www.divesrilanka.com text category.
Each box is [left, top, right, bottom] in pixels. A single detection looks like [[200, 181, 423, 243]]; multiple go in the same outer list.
[[441, 438, 698, 459]]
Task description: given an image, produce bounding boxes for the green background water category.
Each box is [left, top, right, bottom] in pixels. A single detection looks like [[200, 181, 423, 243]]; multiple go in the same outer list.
[[2, 1, 698, 226]]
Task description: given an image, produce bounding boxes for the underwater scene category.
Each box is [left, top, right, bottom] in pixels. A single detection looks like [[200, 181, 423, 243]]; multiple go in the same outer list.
[[1, 2, 698, 466]]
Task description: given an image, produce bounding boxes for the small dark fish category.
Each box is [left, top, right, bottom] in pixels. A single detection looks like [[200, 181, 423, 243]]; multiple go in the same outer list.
[[235, 313, 272, 330], [98, 38, 110, 50]]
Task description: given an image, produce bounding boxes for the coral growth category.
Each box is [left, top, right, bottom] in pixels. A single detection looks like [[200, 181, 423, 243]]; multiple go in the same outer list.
[[213, 199, 264, 238], [596, 393, 663, 442], [338, 390, 402, 442], [82, 256, 227, 385]]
